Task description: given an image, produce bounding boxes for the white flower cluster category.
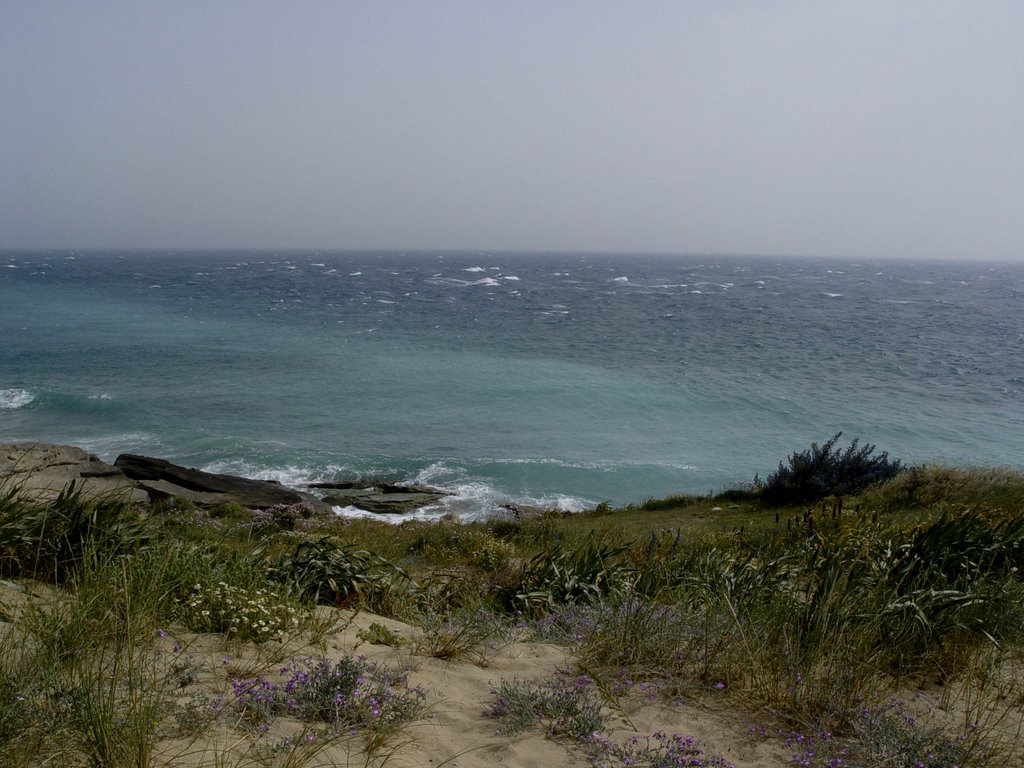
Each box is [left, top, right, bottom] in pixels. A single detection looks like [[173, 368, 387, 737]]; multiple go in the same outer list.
[[180, 581, 305, 643]]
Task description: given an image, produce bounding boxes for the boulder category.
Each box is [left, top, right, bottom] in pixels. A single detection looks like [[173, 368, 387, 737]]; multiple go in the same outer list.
[[0, 443, 149, 503], [113, 453, 328, 511]]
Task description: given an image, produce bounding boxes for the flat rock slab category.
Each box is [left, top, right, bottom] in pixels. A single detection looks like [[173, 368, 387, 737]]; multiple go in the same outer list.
[[314, 480, 452, 515], [114, 453, 328, 511], [0, 443, 149, 503], [322, 489, 448, 514]]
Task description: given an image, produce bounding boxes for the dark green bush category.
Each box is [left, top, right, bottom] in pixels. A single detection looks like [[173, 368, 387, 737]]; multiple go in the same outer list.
[[272, 535, 405, 607], [503, 540, 631, 614], [760, 433, 903, 506]]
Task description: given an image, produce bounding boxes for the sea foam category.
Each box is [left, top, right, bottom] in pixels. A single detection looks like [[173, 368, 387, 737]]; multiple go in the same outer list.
[[0, 389, 34, 410]]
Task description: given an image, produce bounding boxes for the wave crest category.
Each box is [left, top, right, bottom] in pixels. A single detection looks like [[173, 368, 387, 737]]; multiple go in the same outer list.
[[0, 388, 34, 410]]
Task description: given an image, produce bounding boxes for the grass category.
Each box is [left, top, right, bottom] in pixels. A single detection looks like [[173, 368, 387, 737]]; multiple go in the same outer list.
[[1, 464, 1023, 765]]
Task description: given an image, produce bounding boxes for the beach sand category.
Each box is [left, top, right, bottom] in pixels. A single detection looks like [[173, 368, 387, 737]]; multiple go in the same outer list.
[[0, 579, 792, 767], [152, 607, 793, 767]]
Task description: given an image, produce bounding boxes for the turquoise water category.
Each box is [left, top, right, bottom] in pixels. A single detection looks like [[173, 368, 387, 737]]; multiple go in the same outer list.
[[2, 250, 1022, 518]]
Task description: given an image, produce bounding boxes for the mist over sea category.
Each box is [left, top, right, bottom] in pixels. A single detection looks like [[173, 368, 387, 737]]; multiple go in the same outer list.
[[2, 250, 1022, 519]]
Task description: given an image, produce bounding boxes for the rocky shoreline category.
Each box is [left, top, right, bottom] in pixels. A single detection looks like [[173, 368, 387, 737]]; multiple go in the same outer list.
[[0, 442, 452, 516], [0, 442, 558, 519]]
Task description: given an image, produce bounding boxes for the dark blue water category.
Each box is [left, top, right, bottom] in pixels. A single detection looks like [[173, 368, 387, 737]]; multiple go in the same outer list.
[[2, 250, 1022, 518]]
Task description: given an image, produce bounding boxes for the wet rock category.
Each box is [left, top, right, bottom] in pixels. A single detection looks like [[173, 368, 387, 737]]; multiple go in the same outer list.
[[315, 480, 451, 515], [321, 489, 447, 514], [114, 453, 328, 511]]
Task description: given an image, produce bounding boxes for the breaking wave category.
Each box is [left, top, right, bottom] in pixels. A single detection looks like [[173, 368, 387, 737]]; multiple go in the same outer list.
[[0, 389, 34, 410]]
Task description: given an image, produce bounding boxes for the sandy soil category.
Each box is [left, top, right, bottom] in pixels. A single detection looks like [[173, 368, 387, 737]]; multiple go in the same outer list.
[[142, 607, 792, 768]]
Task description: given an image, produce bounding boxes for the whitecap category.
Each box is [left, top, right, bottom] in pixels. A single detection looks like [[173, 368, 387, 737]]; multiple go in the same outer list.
[[201, 460, 355, 490], [502, 275, 520, 281], [331, 504, 393, 521], [462, 267, 486, 272], [327, 463, 596, 523], [349, 271, 363, 276], [0, 388, 34, 409], [468, 277, 500, 287], [612, 276, 629, 283], [822, 292, 843, 298]]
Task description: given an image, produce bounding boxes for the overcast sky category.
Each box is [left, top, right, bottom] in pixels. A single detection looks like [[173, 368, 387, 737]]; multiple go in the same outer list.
[[2, 2, 1022, 260]]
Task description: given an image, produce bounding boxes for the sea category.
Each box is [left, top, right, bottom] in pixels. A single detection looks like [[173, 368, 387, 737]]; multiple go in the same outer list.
[[2, 250, 1022, 521]]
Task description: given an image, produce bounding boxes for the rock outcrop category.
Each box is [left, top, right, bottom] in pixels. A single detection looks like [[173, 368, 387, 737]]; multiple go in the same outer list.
[[312, 480, 451, 515], [0, 443, 149, 503], [114, 453, 328, 511], [1, 444, 453, 517]]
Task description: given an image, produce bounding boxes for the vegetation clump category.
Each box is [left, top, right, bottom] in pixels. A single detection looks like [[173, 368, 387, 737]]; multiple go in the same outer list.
[[482, 675, 608, 738], [760, 432, 903, 506], [178, 581, 306, 642], [1, 458, 1022, 766], [272, 535, 404, 607], [586, 731, 735, 768], [229, 656, 426, 734]]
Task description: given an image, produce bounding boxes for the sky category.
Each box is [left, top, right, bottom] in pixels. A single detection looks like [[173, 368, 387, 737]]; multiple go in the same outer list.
[[2, 1, 1023, 261]]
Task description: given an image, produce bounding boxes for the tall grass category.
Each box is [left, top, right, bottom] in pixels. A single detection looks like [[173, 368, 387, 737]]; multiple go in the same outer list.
[[1, 465, 1022, 766]]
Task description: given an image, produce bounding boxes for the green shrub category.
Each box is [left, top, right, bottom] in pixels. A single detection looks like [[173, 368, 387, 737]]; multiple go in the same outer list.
[[272, 535, 405, 607], [470, 533, 516, 571], [761, 433, 903, 506]]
